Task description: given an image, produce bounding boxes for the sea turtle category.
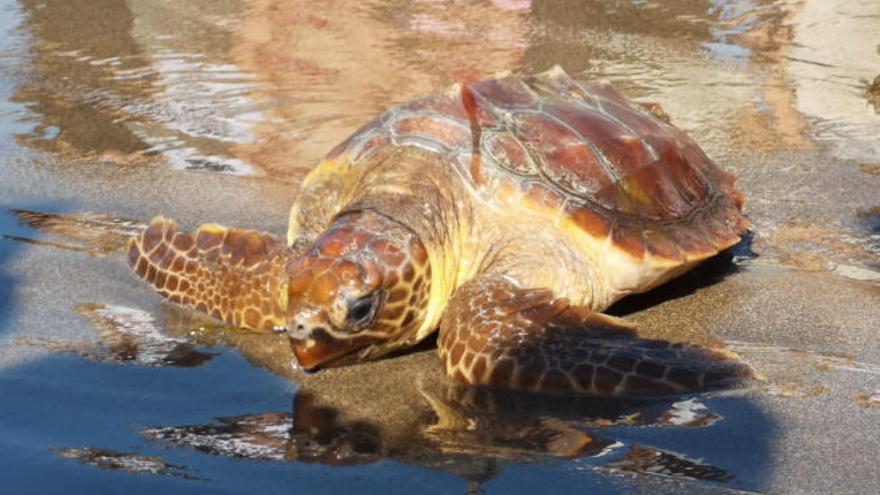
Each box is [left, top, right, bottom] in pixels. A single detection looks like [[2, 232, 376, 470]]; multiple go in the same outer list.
[[128, 67, 751, 396]]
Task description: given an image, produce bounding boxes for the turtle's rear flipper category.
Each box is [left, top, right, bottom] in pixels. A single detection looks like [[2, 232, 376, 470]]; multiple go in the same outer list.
[[438, 276, 752, 396], [128, 216, 294, 331]]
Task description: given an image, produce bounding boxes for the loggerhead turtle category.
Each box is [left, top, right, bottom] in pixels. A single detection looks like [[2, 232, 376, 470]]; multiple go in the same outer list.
[[128, 67, 751, 396]]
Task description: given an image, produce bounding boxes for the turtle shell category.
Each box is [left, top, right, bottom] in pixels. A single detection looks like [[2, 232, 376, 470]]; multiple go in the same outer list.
[[326, 67, 746, 262]]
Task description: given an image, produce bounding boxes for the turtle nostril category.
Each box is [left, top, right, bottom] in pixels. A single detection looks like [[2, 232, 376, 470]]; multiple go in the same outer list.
[[287, 321, 310, 339]]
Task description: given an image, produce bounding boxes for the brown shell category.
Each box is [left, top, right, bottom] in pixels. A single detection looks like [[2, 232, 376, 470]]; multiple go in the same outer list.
[[327, 67, 747, 261]]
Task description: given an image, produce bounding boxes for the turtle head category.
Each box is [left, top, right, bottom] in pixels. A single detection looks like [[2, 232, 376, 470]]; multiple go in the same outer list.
[[284, 212, 432, 370]]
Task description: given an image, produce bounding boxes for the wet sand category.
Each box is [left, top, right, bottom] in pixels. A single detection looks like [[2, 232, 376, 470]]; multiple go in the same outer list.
[[0, 0, 878, 493]]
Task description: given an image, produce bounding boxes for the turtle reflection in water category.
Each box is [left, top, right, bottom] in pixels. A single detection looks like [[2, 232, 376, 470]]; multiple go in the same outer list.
[[140, 322, 736, 489], [129, 67, 752, 396], [144, 392, 735, 487]]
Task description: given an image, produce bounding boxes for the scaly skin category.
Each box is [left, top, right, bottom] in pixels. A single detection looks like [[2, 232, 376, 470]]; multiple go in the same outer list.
[[127, 218, 292, 330], [283, 211, 432, 367], [128, 209, 433, 369], [438, 276, 749, 395]]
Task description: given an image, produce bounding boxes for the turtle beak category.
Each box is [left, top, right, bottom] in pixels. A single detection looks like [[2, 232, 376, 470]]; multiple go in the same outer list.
[[286, 311, 379, 370], [286, 309, 346, 370], [288, 327, 355, 370]]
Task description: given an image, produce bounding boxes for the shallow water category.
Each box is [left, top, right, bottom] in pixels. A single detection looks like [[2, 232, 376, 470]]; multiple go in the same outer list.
[[0, 1, 878, 493]]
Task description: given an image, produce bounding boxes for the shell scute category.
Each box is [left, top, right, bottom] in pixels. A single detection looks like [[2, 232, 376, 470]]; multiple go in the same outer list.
[[655, 139, 711, 203], [391, 114, 470, 148], [515, 113, 614, 199], [470, 77, 536, 109], [326, 116, 384, 160], [408, 85, 499, 129], [590, 181, 639, 217], [694, 206, 741, 250], [565, 203, 610, 239], [611, 221, 647, 260], [643, 228, 684, 261], [667, 222, 714, 256], [484, 132, 537, 177], [596, 98, 715, 208], [353, 136, 391, 163], [523, 181, 565, 211], [576, 80, 631, 107], [546, 102, 648, 170], [523, 69, 601, 106], [618, 159, 693, 219], [543, 102, 694, 219]]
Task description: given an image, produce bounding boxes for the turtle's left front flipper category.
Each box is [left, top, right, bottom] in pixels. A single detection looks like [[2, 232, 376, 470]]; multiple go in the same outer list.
[[128, 216, 295, 331], [438, 276, 752, 396]]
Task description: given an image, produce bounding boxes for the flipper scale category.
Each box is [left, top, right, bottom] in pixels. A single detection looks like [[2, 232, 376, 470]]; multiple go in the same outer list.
[[438, 276, 751, 396], [128, 217, 294, 331]]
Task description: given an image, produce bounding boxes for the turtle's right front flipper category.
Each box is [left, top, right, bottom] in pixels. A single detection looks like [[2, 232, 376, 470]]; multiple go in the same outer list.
[[128, 217, 295, 331], [438, 276, 753, 396]]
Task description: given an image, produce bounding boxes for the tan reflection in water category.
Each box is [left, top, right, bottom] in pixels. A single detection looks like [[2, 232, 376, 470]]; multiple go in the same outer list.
[[729, 1, 814, 150], [230, 0, 530, 178], [12, 0, 271, 174], [851, 393, 880, 409], [12, 0, 155, 159], [760, 222, 878, 273]]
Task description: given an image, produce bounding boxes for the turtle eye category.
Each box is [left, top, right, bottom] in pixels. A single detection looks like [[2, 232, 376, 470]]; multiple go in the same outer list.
[[347, 293, 379, 327]]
